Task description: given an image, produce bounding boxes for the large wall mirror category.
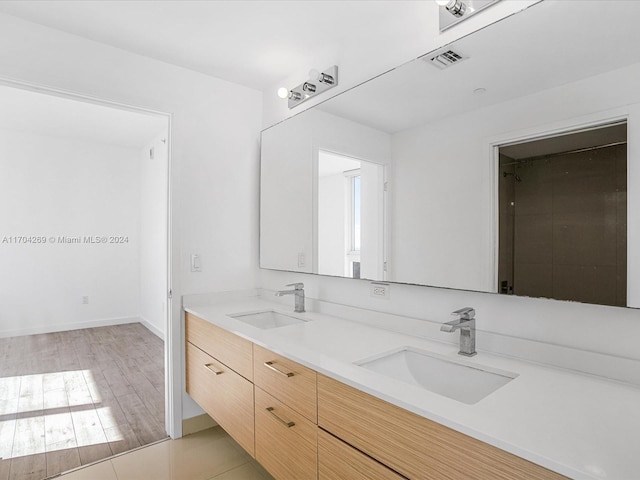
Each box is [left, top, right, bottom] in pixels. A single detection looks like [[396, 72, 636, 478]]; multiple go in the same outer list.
[[260, 0, 640, 309]]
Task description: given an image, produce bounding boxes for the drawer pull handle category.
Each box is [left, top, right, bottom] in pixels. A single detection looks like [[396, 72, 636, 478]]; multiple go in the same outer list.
[[264, 361, 294, 377], [204, 363, 223, 375], [266, 407, 295, 428]]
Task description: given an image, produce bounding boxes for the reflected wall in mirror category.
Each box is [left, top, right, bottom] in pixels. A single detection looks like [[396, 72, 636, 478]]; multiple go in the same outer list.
[[260, 106, 390, 278], [260, 0, 640, 308]]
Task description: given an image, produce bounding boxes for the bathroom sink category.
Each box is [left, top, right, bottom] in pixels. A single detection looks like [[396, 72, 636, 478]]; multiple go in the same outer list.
[[228, 310, 309, 329], [357, 347, 517, 404]]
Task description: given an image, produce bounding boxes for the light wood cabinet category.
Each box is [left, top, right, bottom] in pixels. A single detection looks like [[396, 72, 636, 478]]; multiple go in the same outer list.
[[186, 312, 253, 380], [255, 387, 317, 480], [253, 344, 317, 422], [317, 374, 567, 480], [318, 428, 405, 480], [185, 312, 569, 480], [185, 341, 255, 456]]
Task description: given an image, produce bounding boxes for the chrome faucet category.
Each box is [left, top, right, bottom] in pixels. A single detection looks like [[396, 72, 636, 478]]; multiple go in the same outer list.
[[440, 307, 476, 357], [275, 283, 305, 313]]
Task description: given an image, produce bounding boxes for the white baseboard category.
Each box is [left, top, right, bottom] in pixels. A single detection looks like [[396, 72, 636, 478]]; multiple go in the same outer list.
[[139, 316, 165, 341], [0, 316, 141, 338]]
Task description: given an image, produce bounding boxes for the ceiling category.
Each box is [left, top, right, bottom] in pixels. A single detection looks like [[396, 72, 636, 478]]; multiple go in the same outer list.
[[0, 1, 431, 91], [0, 85, 167, 147], [0, 1, 430, 148]]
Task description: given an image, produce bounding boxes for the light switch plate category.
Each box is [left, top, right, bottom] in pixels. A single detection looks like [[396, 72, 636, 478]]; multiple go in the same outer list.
[[190, 254, 202, 272]]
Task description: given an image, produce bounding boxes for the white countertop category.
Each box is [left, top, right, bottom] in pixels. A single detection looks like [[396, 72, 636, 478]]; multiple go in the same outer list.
[[184, 295, 640, 480]]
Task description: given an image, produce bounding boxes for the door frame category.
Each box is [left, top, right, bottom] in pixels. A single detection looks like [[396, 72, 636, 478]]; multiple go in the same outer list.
[[0, 76, 179, 438]]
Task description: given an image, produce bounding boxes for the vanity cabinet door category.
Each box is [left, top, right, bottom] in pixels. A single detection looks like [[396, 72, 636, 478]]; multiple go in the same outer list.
[[255, 387, 317, 480], [318, 428, 404, 480], [253, 344, 317, 422], [317, 374, 567, 480], [186, 342, 255, 456], [186, 312, 253, 380]]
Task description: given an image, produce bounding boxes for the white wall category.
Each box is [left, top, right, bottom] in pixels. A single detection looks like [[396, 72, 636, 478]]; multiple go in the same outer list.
[[140, 132, 169, 339], [0, 129, 141, 336], [260, 112, 316, 274], [318, 173, 346, 277], [359, 161, 385, 281], [0, 12, 263, 429]]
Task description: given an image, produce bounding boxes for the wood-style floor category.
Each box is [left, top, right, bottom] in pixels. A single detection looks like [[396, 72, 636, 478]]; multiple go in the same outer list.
[[0, 323, 166, 480]]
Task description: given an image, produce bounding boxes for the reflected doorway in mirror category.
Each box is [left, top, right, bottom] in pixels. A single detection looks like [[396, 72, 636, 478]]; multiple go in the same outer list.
[[317, 150, 386, 280], [497, 122, 627, 307]]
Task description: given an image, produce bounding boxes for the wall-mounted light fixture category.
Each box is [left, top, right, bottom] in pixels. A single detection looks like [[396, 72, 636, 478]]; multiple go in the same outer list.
[[436, 0, 466, 17], [436, 0, 501, 31], [278, 65, 338, 109]]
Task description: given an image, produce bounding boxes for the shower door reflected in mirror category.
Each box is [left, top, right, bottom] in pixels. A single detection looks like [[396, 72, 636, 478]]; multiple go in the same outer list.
[[498, 122, 627, 307], [317, 150, 385, 280]]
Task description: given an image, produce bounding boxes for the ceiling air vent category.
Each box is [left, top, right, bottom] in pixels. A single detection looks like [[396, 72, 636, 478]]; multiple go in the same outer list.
[[423, 49, 468, 70]]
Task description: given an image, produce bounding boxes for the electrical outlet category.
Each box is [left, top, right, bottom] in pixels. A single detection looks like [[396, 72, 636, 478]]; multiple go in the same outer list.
[[298, 252, 306, 268], [81, 296, 89, 304], [370, 282, 390, 299], [373, 286, 386, 296]]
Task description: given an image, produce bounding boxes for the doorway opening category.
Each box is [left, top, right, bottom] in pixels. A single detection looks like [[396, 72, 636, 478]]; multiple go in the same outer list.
[[497, 122, 627, 306], [317, 150, 385, 280], [0, 83, 170, 477]]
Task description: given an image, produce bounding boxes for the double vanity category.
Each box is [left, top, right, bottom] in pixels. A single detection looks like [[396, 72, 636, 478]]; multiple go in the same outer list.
[[183, 2, 640, 478], [183, 291, 640, 480]]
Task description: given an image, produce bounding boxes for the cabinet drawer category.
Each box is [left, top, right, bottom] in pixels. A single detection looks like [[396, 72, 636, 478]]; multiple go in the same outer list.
[[318, 374, 567, 480], [255, 387, 317, 480], [253, 344, 317, 422], [185, 312, 253, 380], [186, 342, 254, 456], [318, 428, 405, 480]]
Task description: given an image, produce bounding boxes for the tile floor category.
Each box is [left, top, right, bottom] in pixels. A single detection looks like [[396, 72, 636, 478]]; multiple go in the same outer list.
[[0, 323, 166, 480], [56, 427, 274, 480]]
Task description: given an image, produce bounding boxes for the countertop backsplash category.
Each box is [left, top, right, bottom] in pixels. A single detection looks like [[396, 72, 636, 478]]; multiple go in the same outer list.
[[213, 270, 640, 387]]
